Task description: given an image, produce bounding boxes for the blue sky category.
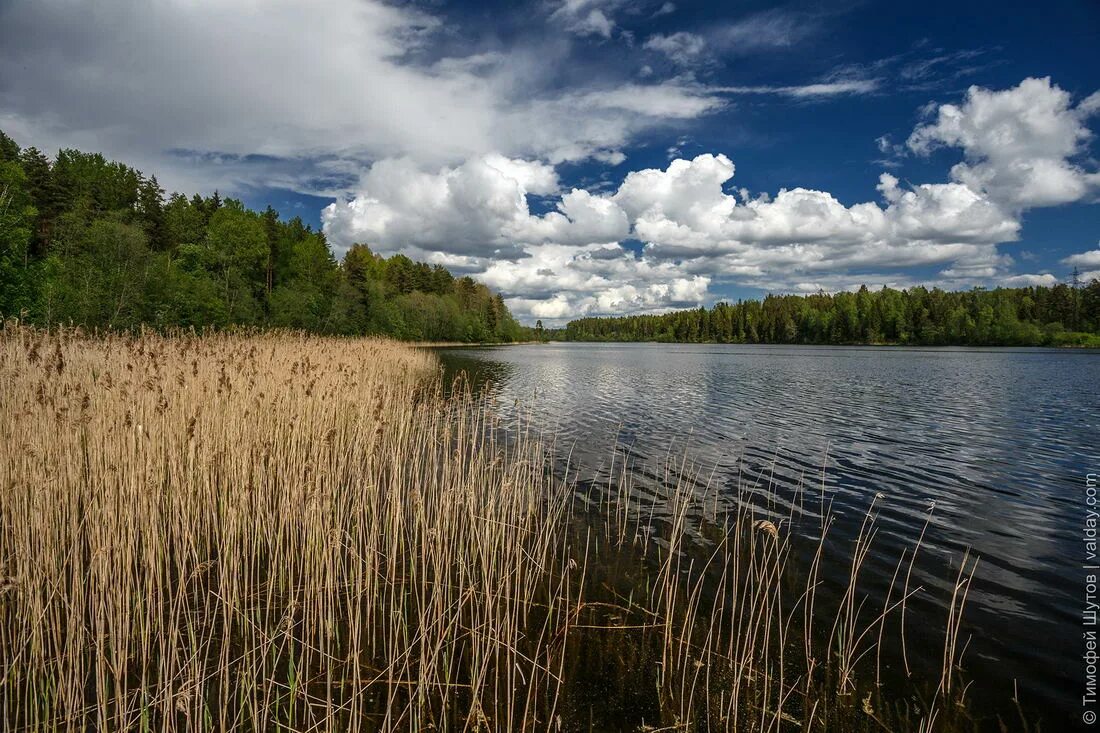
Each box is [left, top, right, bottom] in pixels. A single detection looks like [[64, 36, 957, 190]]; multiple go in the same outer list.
[[1, 0, 1098, 322]]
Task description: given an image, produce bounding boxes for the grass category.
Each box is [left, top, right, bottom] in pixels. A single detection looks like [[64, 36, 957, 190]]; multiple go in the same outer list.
[[0, 325, 1005, 731]]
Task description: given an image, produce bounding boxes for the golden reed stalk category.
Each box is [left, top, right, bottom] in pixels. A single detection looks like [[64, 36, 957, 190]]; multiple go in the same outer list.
[[0, 325, 983, 732]]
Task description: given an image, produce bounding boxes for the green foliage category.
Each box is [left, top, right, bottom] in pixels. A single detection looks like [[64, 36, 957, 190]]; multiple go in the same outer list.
[[0, 131, 19, 163], [0, 129, 522, 342], [1047, 330, 1100, 348], [0, 160, 39, 317], [565, 282, 1100, 347]]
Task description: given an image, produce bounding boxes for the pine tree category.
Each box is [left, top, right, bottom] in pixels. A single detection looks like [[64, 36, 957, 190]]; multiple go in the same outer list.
[[19, 147, 59, 256], [138, 175, 167, 250], [0, 131, 19, 163]]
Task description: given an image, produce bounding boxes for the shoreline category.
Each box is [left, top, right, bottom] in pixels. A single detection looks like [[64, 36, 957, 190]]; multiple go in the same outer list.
[[542, 338, 1100, 349], [407, 337, 1099, 349], [409, 339, 547, 348]]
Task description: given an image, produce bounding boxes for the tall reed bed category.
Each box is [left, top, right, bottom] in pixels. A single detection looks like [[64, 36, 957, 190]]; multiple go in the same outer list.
[[0, 326, 984, 731]]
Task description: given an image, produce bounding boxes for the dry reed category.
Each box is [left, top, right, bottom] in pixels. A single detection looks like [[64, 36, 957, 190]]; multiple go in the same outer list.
[[0, 325, 983, 731]]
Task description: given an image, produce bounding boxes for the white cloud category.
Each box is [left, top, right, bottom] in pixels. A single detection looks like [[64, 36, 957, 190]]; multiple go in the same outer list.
[[0, 0, 724, 195], [0, 0, 487, 193], [1062, 245, 1100, 268], [1001, 273, 1058, 287], [614, 154, 742, 241], [482, 244, 711, 321], [711, 9, 817, 54], [482, 81, 725, 165], [613, 157, 1016, 270], [571, 83, 723, 119], [594, 150, 628, 165], [644, 32, 707, 65], [322, 155, 630, 259], [323, 156, 550, 258], [549, 0, 621, 38], [322, 155, 713, 322], [529, 190, 633, 244], [874, 134, 906, 168], [908, 77, 1100, 209], [636, 9, 826, 70], [323, 148, 1028, 322], [713, 79, 879, 98], [320, 76, 1099, 323]]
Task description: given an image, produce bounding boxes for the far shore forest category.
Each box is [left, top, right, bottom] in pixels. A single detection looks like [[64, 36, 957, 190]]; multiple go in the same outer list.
[[2, 128, 1099, 348], [560, 280, 1100, 347]]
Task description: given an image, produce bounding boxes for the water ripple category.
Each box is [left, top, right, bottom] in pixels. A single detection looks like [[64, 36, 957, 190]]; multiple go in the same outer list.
[[440, 342, 1100, 725]]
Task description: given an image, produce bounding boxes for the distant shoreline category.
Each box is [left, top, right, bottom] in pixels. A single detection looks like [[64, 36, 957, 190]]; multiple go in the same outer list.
[[421, 338, 1100, 349], [541, 339, 1100, 349], [410, 340, 546, 348]]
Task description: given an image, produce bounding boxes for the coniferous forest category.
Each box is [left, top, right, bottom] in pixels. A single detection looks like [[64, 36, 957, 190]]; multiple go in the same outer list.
[[0, 130, 524, 342], [564, 281, 1100, 347]]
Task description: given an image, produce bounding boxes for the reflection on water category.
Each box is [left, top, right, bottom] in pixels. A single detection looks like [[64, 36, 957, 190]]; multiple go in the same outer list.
[[439, 342, 1100, 727]]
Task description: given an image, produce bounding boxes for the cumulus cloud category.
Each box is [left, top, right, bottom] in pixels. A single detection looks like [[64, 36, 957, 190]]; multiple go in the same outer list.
[[324, 148, 1026, 321], [611, 156, 1015, 267], [322, 156, 554, 259], [1001, 273, 1058, 287], [908, 77, 1100, 209], [322, 162, 710, 321], [480, 244, 710, 320], [322, 155, 632, 260], [324, 73, 1100, 324], [322, 156, 710, 322], [1062, 245, 1100, 269]]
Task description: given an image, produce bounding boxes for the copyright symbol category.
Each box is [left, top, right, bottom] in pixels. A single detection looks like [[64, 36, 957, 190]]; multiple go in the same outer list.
[[1085, 710, 1097, 725]]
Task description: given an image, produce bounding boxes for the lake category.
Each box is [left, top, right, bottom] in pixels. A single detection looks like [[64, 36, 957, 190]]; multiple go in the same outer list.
[[438, 342, 1100, 730]]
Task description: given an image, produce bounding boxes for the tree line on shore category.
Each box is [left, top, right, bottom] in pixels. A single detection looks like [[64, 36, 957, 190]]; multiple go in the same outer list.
[[0, 130, 525, 342], [563, 280, 1100, 347]]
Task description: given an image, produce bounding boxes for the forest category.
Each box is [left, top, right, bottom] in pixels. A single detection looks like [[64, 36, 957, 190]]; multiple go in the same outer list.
[[0, 130, 524, 342], [564, 280, 1100, 347]]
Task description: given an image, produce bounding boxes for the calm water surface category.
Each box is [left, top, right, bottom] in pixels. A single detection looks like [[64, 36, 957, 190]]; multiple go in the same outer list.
[[438, 343, 1100, 729]]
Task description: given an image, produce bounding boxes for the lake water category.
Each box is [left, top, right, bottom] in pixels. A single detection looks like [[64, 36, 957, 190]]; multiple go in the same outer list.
[[438, 342, 1100, 730]]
